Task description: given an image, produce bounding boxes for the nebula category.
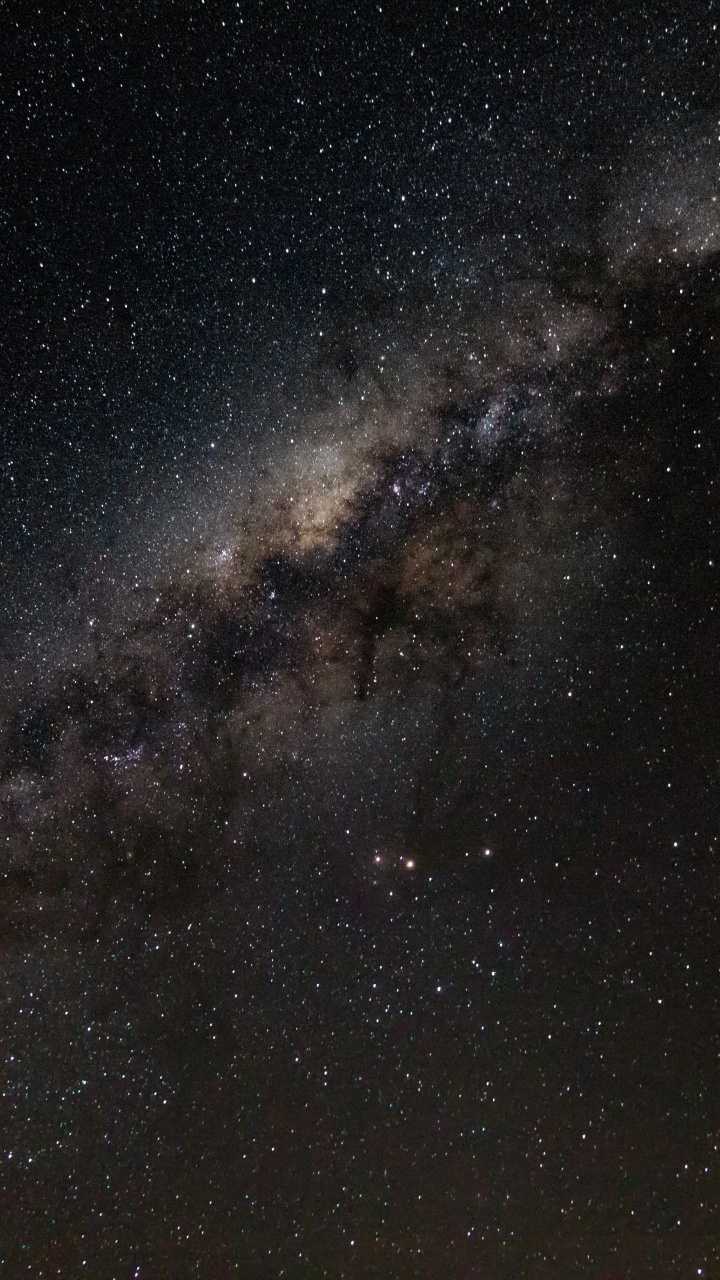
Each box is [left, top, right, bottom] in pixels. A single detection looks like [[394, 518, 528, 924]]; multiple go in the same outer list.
[[3, 205, 718, 942], [3, 2, 720, 1258]]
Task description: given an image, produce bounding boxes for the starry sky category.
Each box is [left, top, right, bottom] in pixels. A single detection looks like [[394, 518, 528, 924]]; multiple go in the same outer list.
[[1, 2, 720, 1276]]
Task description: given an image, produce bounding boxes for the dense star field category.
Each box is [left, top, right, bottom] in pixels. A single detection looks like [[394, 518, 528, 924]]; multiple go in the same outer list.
[[1, 3, 720, 1276]]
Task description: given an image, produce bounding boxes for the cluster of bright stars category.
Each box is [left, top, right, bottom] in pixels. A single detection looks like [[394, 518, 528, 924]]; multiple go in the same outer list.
[[373, 853, 415, 869], [372, 848, 493, 870]]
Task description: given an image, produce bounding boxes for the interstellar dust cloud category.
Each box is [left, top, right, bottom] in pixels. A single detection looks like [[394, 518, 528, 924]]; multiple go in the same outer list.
[[2, 137, 719, 936]]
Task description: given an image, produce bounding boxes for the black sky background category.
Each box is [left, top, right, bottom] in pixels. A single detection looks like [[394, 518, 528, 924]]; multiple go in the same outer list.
[[3, 0, 717, 557], [2, 3, 720, 1277]]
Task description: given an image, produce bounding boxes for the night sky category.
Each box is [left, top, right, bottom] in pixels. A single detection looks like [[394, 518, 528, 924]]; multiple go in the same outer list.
[[1, 2, 720, 1276]]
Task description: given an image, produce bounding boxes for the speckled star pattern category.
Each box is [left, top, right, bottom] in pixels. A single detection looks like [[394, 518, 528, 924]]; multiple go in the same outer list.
[[1, 3, 719, 1276]]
